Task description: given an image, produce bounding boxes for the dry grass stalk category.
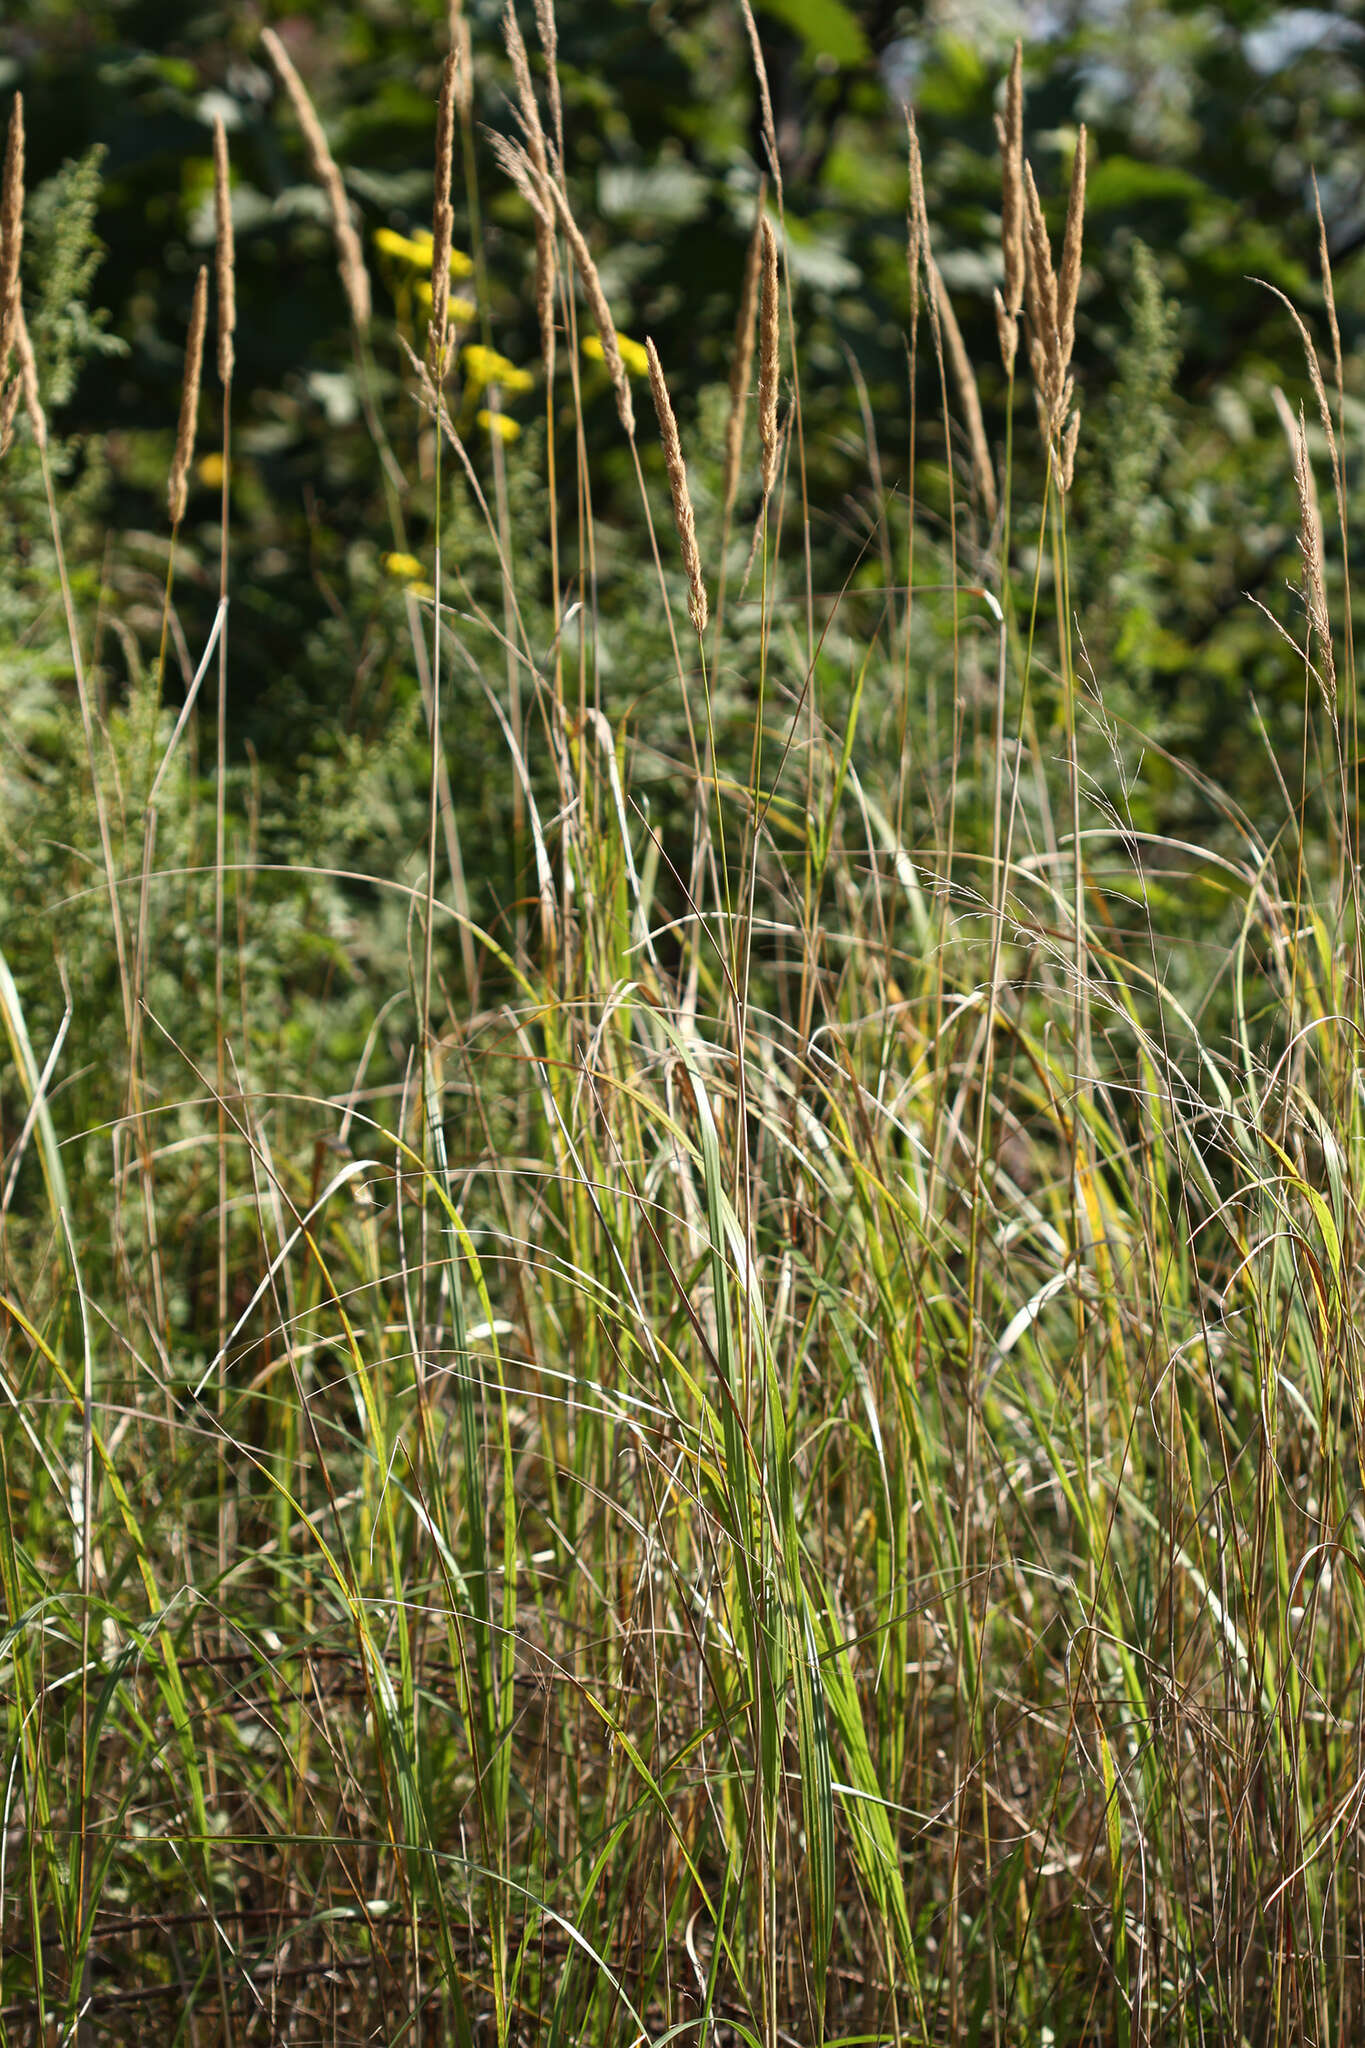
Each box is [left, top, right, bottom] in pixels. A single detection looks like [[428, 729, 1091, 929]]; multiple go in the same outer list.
[[261, 27, 371, 334], [0, 369, 18, 456], [538, 169, 634, 438], [212, 118, 236, 388], [646, 339, 708, 635], [1313, 173, 1343, 400], [0, 93, 24, 396], [722, 200, 765, 520], [738, 0, 783, 203], [15, 306, 44, 453], [169, 267, 208, 527], [430, 53, 457, 379], [928, 255, 998, 524], [503, 5, 557, 377], [758, 214, 780, 499]]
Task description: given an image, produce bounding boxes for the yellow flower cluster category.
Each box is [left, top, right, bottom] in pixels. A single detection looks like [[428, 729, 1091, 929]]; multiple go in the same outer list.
[[582, 330, 650, 379], [461, 344, 534, 394], [477, 409, 521, 444], [372, 225, 474, 277], [382, 551, 434, 599], [415, 280, 476, 325]]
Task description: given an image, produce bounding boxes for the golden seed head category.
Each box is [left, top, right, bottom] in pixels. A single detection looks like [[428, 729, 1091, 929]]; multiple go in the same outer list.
[[0, 93, 25, 388], [646, 337, 707, 636], [1058, 124, 1086, 367], [758, 214, 780, 499], [169, 267, 208, 527], [212, 117, 236, 388], [722, 199, 765, 519], [1000, 41, 1024, 320], [430, 52, 457, 379], [261, 27, 371, 334]]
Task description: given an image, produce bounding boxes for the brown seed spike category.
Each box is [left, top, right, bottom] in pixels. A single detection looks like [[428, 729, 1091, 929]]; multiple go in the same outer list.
[[213, 118, 236, 388], [430, 53, 457, 379], [1000, 42, 1024, 320], [0, 94, 25, 390], [1058, 124, 1086, 369], [646, 339, 708, 636], [722, 198, 764, 521], [262, 27, 371, 334], [758, 214, 780, 499], [169, 267, 208, 528]]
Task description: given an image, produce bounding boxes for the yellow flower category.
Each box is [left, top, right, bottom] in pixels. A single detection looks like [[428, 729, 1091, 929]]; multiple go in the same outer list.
[[197, 452, 226, 488], [382, 551, 425, 581], [415, 281, 476, 323], [477, 409, 522, 444], [582, 330, 649, 378], [374, 226, 433, 268], [461, 343, 534, 394]]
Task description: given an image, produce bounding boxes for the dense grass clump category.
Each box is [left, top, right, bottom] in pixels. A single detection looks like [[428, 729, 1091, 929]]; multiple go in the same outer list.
[[5, 21, 1365, 2047]]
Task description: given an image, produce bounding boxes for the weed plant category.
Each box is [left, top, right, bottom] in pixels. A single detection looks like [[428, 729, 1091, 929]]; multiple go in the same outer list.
[[2, 17, 1364, 2048]]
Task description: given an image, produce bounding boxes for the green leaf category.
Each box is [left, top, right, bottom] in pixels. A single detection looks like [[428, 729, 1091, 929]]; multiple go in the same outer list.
[[759, 0, 868, 67]]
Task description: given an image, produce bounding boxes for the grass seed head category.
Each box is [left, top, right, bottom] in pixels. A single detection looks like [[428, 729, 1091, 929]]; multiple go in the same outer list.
[[1058, 124, 1086, 367], [542, 172, 634, 438], [503, 5, 557, 378], [262, 27, 371, 334], [429, 52, 457, 379], [0, 93, 25, 390], [169, 267, 208, 527], [647, 338, 708, 636], [758, 213, 780, 499], [999, 41, 1024, 320], [723, 199, 765, 519], [213, 118, 236, 388]]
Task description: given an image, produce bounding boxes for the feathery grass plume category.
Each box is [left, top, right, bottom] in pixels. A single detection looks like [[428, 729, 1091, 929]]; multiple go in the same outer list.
[[928, 255, 998, 525], [723, 200, 765, 520], [1022, 150, 1082, 482], [646, 338, 708, 634], [168, 267, 208, 528], [906, 112, 924, 358], [429, 52, 457, 379], [0, 92, 24, 389], [1313, 171, 1343, 400], [993, 42, 1023, 373], [451, 5, 474, 123], [533, 0, 563, 159], [999, 43, 1024, 314], [738, 0, 783, 204], [261, 27, 371, 334], [1058, 124, 1086, 368], [1275, 389, 1336, 713], [758, 213, 780, 498], [503, 5, 556, 378], [15, 305, 44, 453], [212, 118, 235, 388]]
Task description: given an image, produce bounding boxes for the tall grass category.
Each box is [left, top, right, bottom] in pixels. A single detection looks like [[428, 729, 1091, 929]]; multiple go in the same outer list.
[[2, 17, 1363, 2047]]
